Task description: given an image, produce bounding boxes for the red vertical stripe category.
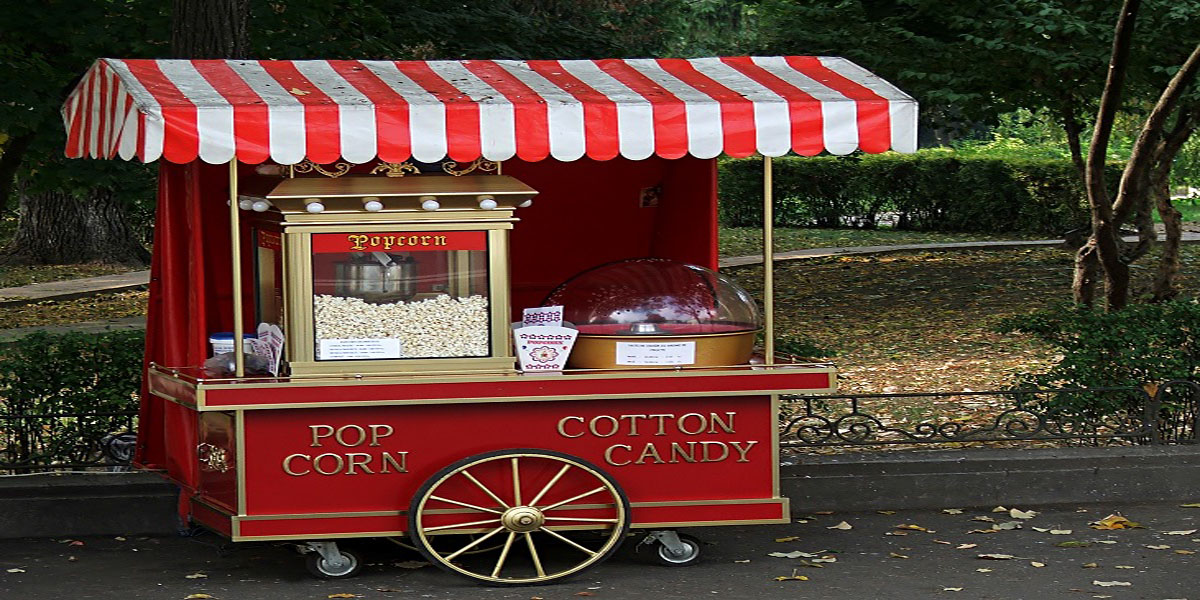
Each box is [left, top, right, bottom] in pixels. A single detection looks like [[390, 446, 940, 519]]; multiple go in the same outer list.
[[396, 62, 479, 162], [330, 60, 411, 163], [461, 61, 549, 162], [64, 70, 89, 158], [123, 61, 199, 163], [191, 60, 270, 164], [785, 57, 891, 154], [256, 61, 341, 164], [655, 58, 757, 158], [526, 60, 620, 160], [594, 59, 688, 159], [105, 66, 123, 158], [720, 57, 825, 156], [79, 68, 97, 158]]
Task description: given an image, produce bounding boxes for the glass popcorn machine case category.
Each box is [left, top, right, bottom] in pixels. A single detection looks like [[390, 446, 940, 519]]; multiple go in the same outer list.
[[241, 173, 536, 376]]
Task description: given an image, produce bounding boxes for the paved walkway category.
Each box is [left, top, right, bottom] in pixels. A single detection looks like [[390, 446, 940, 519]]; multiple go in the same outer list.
[[0, 269, 149, 306], [718, 232, 1200, 268], [0, 500, 1196, 599]]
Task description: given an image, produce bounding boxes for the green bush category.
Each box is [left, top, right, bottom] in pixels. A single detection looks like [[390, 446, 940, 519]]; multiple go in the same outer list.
[[718, 153, 1121, 235], [997, 301, 1200, 417], [0, 330, 144, 467]]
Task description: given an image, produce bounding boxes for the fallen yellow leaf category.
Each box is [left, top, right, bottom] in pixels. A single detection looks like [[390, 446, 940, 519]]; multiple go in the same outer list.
[[6, 568, 26, 573], [977, 554, 1015, 560], [972, 516, 996, 523], [1092, 581, 1131, 587], [328, 595, 361, 599], [1090, 514, 1141, 530], [774, 568, 809, 581], [991, 506, 1008, 513], [1114, 565, 1134, 569], [895, 524, 931, 532], [942, 508, 964, 515], [290, 88, 311, 96], [733, 559, 751, 563], [1030, 561, 1045, 568], [1146, 545, 1171, 550], [185, 595, 215, 600], [185, 573, 208, 579], [1082, 563, 1099, 568], [943, 587, 963, 591], [1176, 549, 1196, 555], [813, 511, 834, 515], [1180, 503, 1200, 508], [877, 510, 897, 515], [827, 521, 853, 530], [956, 544, 977, 549], [1163, 529, 1198, 535], [975, 568, 992, 573], [889, 552, 909, 559], [933, 540, 952, 545], [1009, 508, 1038, 520], [774, 536, 800, 543]]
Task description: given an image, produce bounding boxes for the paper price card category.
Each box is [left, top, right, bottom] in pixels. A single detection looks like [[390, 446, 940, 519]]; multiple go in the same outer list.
[[615, 341, 697, 366], [522, 306, 564, 328], [318, 338, 402, 360]]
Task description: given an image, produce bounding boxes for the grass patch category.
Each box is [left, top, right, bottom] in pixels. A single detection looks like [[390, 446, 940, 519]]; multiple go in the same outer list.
[[719, 227, 1050, 258], [0, 263, 138, 289], [0, 290, 147, 329]]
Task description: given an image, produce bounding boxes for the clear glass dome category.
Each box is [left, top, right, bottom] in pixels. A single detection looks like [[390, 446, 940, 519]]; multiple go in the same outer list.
[[543, 258, 762, 336]]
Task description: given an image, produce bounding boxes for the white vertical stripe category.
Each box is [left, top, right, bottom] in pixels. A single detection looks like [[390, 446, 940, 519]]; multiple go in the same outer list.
[[104, 59, 164, 162], [225, 60, 306, 165], [494, 60, 585, 161], [118, 105, 140, 161], [360, 61, 447, 163], [62, 89, 83, 157], [102, 67, 119, 158], [426, 61, 515, 161], [688, 57, 791, 157], [819, 57, 918, 153], [87, 68, 103, 158], [293, 61, 377, 164], [156, 59, 236, 163], [557, 60, 655, 160], [625, 59, 723, 159], [752, 56, 857, 155]]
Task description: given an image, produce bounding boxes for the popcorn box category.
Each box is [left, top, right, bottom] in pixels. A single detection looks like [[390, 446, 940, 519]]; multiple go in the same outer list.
[[513, 325, 578, 372]]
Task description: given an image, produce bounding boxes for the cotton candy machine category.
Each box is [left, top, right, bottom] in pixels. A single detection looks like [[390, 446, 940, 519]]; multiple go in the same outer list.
[[543, 258, 762, 368]]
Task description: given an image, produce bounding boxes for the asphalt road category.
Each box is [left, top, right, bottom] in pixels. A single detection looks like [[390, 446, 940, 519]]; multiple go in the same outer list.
[[1, 501, 1197, 600]]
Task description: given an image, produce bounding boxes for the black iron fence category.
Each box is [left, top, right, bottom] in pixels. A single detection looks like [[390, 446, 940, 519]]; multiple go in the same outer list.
[[2, 382, 1197, 470], [781, 380, 1199, 448], [0, 411, 137, 472]]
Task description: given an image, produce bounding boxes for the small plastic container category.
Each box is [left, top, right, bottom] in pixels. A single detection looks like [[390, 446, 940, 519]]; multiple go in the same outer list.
[[209, 333, 257, 357]]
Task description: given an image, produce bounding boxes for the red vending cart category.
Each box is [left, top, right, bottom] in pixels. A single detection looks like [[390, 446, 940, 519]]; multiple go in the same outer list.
[[62, 57, 915, 584]]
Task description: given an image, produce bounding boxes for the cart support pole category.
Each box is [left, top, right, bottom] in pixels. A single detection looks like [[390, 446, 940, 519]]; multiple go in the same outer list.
[[763, 156, 774, 366], [229, 160, 245, 377]]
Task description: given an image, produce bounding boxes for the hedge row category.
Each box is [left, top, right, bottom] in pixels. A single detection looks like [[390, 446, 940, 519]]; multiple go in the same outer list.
[[718, 153, 1122, 235]]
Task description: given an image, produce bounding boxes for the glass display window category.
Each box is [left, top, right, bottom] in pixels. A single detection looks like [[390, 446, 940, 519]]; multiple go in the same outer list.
[[309, 231, 490, 361]]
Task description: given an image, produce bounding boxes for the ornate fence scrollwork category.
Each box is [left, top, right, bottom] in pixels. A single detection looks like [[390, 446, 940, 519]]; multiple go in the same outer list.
[[781, 381, 1199, 448]]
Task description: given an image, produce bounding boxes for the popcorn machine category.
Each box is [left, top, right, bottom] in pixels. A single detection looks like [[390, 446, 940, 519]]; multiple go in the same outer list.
[[62, 57, 916, 585], [239, 172, 535, 375]]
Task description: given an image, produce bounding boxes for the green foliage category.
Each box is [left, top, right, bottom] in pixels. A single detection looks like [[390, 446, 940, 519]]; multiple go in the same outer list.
[[718, 153, 1117, 234], [997, 301, 1200, 415], [0, 330, 143, 467]]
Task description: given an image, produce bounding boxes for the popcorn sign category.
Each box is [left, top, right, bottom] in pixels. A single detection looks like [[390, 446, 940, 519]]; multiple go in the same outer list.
[[514, 325, 578, 372]]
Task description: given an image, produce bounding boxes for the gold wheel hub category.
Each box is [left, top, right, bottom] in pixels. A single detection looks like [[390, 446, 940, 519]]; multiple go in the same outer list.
[[500, 506, 545, 533]]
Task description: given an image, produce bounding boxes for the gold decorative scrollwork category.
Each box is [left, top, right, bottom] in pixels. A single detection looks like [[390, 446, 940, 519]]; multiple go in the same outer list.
[[197, 442, 232, 473], [292, 159, 352, 178], [370, 161, 422, 177], [442, 158, 500, 177]]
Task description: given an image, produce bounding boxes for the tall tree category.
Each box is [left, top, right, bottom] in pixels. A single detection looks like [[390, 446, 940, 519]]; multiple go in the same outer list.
[[0, 0, 166, 266], [172, 0, 249, 58]]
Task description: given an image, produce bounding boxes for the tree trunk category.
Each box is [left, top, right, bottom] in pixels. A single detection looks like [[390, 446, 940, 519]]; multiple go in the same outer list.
[[1151, 178, 1182, 301], [171, 0, 249, 58], [2, 184, 150, 266], [1059, 102, 1086, 182], [1072, 241, 1100, 306]]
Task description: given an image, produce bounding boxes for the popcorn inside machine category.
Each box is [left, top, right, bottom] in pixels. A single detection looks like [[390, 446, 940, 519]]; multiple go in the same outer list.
[[239, 170, 537, 376]]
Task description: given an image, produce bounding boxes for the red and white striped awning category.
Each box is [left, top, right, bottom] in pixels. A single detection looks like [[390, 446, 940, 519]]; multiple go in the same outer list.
[[63, 57, 917, 165]]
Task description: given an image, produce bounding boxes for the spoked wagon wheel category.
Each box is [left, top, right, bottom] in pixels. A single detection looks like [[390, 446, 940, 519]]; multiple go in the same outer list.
[[409, 449, 630, 585]]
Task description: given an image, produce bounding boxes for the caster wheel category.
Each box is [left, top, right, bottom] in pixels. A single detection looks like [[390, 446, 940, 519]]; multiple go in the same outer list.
[[410, 448, 630, 585], [305, 547, 363, 579], [640, 533, 702, 566]]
